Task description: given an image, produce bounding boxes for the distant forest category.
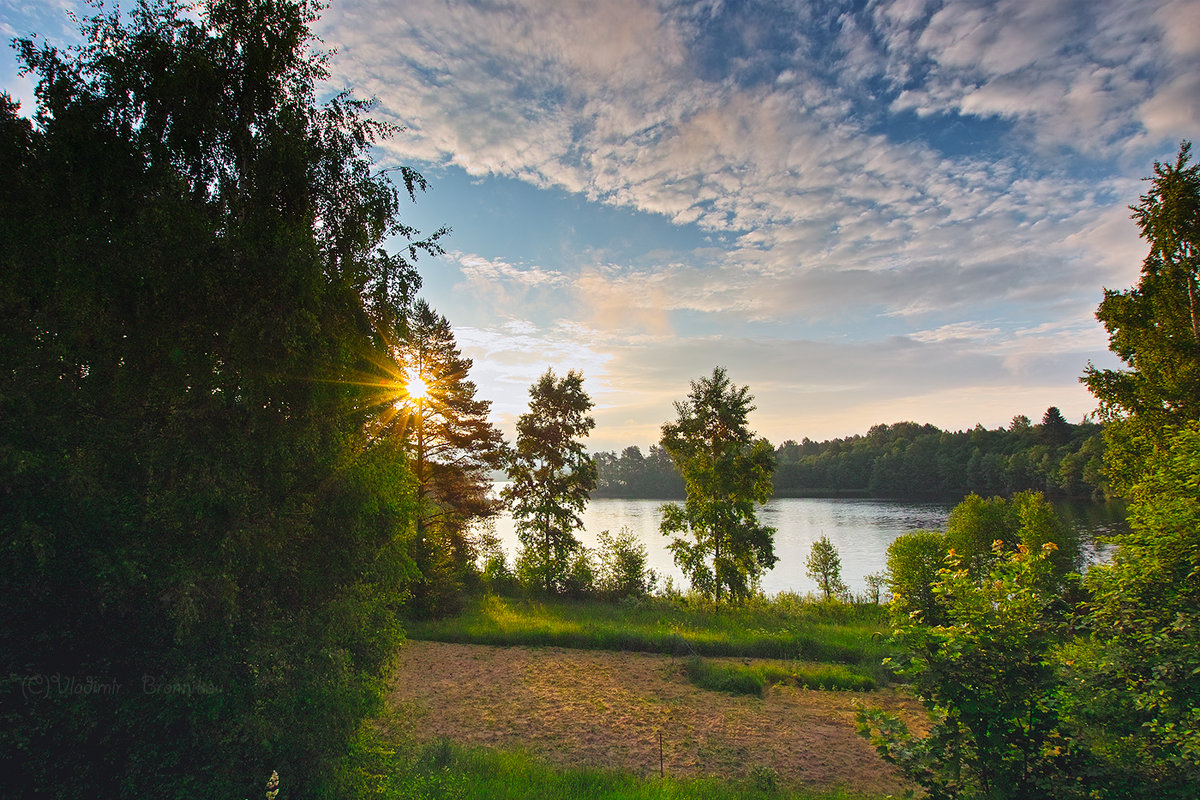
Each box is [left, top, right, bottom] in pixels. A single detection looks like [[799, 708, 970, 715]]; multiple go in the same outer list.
[[593, 408, 1106, 500]]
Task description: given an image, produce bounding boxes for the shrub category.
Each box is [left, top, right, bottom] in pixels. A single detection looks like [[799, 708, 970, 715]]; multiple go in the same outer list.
[[595, 527, 657, 599]]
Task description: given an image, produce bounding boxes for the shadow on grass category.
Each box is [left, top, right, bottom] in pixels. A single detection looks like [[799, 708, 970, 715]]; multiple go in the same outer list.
[[405, 594, 894, 683]]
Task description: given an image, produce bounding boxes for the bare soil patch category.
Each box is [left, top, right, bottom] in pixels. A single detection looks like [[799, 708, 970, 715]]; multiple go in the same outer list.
[[388, 640, 922, 796]]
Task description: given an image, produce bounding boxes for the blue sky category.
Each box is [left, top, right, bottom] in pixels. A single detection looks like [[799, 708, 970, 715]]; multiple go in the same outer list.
[[5, 0, 1198, 451]]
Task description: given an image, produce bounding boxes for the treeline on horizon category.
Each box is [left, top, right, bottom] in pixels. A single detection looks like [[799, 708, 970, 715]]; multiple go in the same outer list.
[[593, 407, 1105, 501]]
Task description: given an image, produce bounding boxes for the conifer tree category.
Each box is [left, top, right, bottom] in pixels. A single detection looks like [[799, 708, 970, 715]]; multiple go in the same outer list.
[[503, 369, 596, 593], [400, 299, 505, 614]]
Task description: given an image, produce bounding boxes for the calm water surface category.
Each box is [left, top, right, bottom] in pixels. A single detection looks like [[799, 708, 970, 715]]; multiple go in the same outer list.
[[488, 489, 1125, 596], [489, 495, 953, 596]]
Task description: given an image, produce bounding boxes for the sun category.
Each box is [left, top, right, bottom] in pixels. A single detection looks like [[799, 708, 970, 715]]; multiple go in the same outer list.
[[406, 375, 429, 402]]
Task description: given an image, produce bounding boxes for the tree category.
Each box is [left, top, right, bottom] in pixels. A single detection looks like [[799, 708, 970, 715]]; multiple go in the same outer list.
[[398, 299, 505, 614], [595, 528, 657, 600], [1068, 142, 1200, 798], [1064, 421, 1200, 796], [503, 369, 597, 594], [886, 529, 951, 624], [1083, 141, 1200, 491], [944, 491, 1079, 582], [1039, 406, 1071, 446], [0, 1, 442, 796], [859, 542, 1072, 800], [659, 367, 777, 604], [806, 535, 848, 601]]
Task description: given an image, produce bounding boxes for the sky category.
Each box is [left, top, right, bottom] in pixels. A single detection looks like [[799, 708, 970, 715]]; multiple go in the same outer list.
[[4, 0, 1199, 452]]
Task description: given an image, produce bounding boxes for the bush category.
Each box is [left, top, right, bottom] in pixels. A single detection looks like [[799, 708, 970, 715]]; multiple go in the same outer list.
[[884, 529, 949, 623], [859, 542, 1071, 799], [805, 535, 848, 601], [561, 548, 598, 599], [595, 527, 657, 599]]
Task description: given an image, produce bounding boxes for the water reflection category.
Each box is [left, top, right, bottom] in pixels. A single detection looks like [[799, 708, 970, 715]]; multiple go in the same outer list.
[[485, 488, 1126, 597]]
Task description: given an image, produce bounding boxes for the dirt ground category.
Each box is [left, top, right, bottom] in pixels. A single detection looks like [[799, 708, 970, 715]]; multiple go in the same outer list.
[[387, 641, 922, 796]]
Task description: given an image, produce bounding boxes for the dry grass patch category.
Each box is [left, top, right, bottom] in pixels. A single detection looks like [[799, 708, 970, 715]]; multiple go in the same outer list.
[[389, 641, 922, 796]]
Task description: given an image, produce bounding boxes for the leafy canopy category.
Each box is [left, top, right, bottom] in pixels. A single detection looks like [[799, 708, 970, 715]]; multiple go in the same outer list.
[[503, 368, 597, 594], [1084, 140, 1200, 491], [399, 299, 506, 615], [806, 535, 848, 601], [659, 367, 776, 604], [0, 1, 442, 796]]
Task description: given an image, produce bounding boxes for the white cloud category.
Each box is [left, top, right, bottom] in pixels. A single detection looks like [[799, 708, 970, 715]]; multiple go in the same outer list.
[[457, 254, 567, 288], [307, 0, 1175, 445]]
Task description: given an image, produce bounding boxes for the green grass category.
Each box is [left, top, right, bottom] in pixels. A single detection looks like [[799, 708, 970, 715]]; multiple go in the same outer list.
[[405, 593, 893, 680], [683, 656, 877, 697], [350, 737, 890, 800]]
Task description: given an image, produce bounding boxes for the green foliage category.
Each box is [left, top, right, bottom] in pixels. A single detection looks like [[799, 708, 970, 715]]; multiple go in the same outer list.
[[1065, 421, 1200, 796], [560, 547, 599, 599], [1083, 140, 1200, 490], [400, 300, 506, 616], [406, 594, 892, 673], [0, 1, 441, 796], [885, 530, 950, 623], [859, 543, 1072, 799], [945, 491, 1080, 580], [660, 367, 777, 604], [886, 493, 1079, 629], [503, 369, 597, 594], [594, 444, 686, 498], [806, 535, 848, 601], [773, 417, 1105, 500], [862, 572, 886, 605], [595, 527, 658, 600], [862, 143, 1200, 800]]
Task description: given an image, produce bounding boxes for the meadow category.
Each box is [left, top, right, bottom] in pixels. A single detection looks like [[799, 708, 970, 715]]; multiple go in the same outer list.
[[405, 593, 893, 684], [382, 593, 914, 798]]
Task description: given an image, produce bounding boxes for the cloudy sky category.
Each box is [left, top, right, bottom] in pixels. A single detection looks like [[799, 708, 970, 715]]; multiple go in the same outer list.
[[4, 0, 1198, 451]]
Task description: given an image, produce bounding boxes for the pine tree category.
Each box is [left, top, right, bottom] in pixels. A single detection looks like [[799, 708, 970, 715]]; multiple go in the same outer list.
[[503, 369, 597, 594], [399, 300, 505, 614]]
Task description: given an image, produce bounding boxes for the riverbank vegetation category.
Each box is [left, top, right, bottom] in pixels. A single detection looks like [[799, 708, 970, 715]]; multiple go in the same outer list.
[[595, 409, 1106, 501], [857, 142, 1200, 800]]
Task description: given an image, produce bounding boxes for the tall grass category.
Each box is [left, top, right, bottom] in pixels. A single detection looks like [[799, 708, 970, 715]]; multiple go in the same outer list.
[[351, 736, 889, 800], [682, 656, 877, 697], [406, 593, 893, 680]]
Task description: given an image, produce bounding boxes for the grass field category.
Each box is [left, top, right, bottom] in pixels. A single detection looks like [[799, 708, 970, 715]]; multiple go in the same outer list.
[[358, 737, 894, 800], [682, 655, 876, 696], [383, 594, 910, 799], [382, 641, 920, 798], [405, 594, 893, 682]]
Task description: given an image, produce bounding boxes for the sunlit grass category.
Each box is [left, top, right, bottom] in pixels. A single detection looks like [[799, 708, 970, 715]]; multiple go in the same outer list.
[[350, 736, 892, 800], [405, 594, 892, 680], [682, 656, 877, 697]]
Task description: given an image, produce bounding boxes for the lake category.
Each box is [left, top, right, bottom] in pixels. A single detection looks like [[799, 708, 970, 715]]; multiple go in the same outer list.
[[486, 492, 1125, 596]]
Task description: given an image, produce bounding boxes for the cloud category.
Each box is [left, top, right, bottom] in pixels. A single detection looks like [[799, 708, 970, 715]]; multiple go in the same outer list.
[[456, 254, 567, 288], [874, 0, 1193, 153], [304, 0, 1181, 446], [321, 0, 1184, 314]]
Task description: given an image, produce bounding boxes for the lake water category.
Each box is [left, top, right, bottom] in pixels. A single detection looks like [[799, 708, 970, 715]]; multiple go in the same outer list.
[[486, 492, 1125, 596]]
